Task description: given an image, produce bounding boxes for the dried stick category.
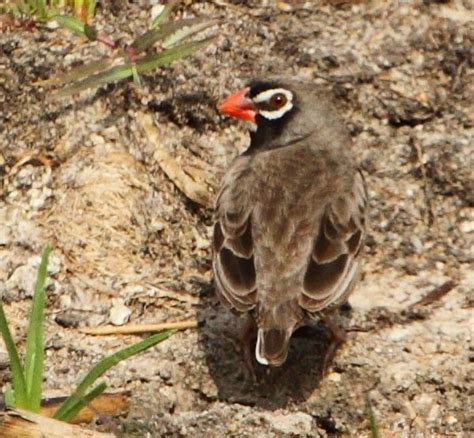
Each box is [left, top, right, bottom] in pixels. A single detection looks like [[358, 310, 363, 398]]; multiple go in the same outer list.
[[79, 320, 198, 335]]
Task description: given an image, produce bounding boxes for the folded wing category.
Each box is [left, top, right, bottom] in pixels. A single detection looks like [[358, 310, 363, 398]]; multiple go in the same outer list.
[[212, 160, 257, 312], [299, 171, 367, 312]]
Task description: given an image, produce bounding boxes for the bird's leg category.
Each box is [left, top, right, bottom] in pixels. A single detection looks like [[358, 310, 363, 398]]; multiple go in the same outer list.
[[239, 315, 257, 381], [223, 315, 257, 381], [321, 315, 348, 376]]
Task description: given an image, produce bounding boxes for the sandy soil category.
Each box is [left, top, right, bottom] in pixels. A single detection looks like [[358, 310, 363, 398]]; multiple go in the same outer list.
[[0, 0, 473, 436]]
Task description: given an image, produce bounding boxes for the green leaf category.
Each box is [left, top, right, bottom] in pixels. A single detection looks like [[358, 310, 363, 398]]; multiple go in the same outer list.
[[24, 244, 51, 412], [54, 330, 174, 421], [57, 381, 107, 423], [83, 23, 97, 40], [136, 37, 215, 73], [52, 63, 135, 98], [38, 58, 115, 87], [54, 15, 86, 35], [0, 304, 28, 408], [132, 18, 203, 53], [163, 19, 218, 49], [150, 0, 176, 29]]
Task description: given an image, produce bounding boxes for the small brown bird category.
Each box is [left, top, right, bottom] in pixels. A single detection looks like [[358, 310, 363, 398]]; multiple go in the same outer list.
[[213, 79, 367, 368]]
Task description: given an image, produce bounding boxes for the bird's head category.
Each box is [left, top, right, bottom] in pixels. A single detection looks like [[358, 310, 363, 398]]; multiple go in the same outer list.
[[219, 80, 296, 124], [218, 79, 340, 151]]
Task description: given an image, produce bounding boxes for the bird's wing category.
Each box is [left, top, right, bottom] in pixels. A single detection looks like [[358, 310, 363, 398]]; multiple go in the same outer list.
[[299, 170, 368, 312], [212, 158, 257, 312]]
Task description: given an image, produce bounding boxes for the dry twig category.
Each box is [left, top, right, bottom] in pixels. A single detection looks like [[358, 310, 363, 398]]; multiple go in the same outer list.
[[79, 320, 198, 335], [0, 408, 114, 438], [409, 280, 457, 308], [40, 392, 130, 424]]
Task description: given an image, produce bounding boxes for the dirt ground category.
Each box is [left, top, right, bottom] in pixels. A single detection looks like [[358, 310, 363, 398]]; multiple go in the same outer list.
[[0, 0, 473, 436]]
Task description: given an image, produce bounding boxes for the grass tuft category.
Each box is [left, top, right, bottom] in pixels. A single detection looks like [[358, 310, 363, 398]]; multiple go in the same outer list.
[[365, 396, 380, 438], [0, 244, 175, 423]]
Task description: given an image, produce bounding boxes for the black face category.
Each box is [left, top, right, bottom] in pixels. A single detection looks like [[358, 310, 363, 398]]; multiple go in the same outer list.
[[245, 81, 298, 152]]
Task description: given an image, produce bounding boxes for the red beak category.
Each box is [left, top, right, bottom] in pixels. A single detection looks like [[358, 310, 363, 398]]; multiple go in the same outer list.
[[218, 87, 256, 122]]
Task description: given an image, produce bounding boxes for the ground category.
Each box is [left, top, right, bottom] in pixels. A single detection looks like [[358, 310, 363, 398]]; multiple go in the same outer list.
[[0, 0, 473, 436]]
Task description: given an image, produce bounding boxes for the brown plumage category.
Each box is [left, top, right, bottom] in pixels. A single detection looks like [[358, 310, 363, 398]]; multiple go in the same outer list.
[[213, 79, 368, 367]]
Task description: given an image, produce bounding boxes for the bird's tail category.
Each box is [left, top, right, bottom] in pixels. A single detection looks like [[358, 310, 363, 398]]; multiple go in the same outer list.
[[255, 327, 292, 366]]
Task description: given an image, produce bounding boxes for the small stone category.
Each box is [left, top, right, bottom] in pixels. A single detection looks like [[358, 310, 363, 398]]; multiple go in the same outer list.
[[387, 327, 414, 342], [109, 301, 132, 326], [327, 371, 342, 382], [193, 229, 209, 250], [460, 221, 474, 233], [6, 264, 37, 297], [427, 403, 441, 424], [446, 415, 458, 425], [54, 310, 82, 329], [410, 235, 423, 253], [159, 386, 177, 412], [46, 19, 60, 30], [46, 255, 61, 275], [59, 294, 72, 309], [262, 411, 314, 435], [15, 166, 34, 188], [277, 2, 292, 12]]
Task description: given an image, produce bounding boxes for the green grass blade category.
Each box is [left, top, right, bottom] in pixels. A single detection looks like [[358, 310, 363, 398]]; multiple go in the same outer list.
[[150, 0, 176, 29], [0, 304, 28, 408], [37, 0, 48, 20], [4, 386, 16, 407], [54, 15, 86, 36], [24, 244, 51, 412], [132, 18, 202, 53], [57, 381, 107, 423], [87, 0, 96, 19], [53, 330, 175, 420], [163, 19, 218, 49], [365, 397, 380, 438], [52, 63, 134, 98], [136, 37, 215, 74], [131, 66, 142, 87]]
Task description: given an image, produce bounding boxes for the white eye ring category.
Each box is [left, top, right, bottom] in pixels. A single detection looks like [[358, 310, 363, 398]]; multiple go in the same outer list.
[[253, 88, 294, 120]]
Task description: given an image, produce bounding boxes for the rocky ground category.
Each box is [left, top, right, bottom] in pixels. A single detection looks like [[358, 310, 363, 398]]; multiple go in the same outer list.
[[0, 0, 473, 436]]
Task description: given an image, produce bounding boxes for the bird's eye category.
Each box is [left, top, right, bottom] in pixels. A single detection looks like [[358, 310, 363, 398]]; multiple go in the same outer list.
[[269, 93, 288, 109]]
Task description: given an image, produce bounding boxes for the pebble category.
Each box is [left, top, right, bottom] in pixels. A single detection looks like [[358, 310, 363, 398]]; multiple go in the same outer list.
[[262, 411, 314, 435], [460, 221, 474, 233], [387, 327, 415, 342], [327, 371, 342, 382], [109, 301, 132, 326], [5, 264, 38, 297]]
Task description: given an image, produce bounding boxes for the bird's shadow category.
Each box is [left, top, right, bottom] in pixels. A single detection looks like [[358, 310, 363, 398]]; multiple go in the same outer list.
[[197, 289, 345, 410]]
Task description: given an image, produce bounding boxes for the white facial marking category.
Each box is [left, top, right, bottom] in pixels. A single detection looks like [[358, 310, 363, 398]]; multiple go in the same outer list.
[[253, 88, 294, 120]]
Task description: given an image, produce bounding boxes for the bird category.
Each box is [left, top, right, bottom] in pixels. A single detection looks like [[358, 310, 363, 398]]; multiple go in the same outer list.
[[213, 78, 368, 370]]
